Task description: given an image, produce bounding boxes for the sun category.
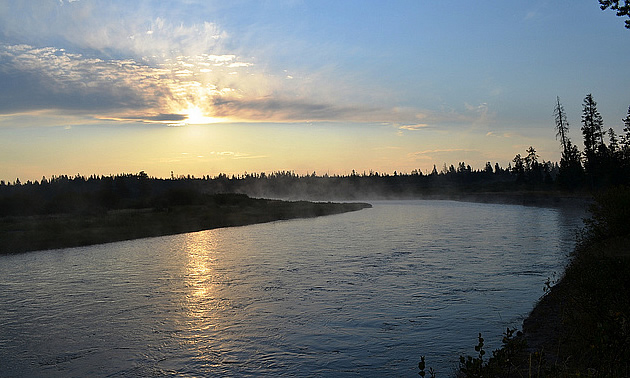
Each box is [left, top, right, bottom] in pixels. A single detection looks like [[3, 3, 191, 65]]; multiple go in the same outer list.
[[184, 106, 222, 124]]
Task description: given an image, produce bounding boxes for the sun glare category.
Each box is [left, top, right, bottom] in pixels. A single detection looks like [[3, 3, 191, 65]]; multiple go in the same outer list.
[[184, 106, 222, 124]]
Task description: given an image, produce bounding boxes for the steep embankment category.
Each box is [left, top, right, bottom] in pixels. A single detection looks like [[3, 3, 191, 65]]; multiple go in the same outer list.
[[0, 194, 371, 254], [455, 187, 630, 377], [521, 187, 630, 375], [522, 236, 630, 375]]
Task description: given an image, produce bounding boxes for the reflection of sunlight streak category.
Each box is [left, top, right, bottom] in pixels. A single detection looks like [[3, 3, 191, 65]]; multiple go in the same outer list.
[[184, 232, 220, 315], [180, 230, 235, 367]]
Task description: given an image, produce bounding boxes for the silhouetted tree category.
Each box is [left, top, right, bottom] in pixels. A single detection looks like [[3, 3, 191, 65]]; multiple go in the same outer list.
[[512, 154, 525, 182], [616, 106, 630, 183], [600, 0, 630, 28], [525, 146, 545, 185], [525, 146, 539, 171], [557, 140, 584, 189], [484, 162, 493, 174], [608, 128, 620, 153], [621, 106, 630, 156], [582, 94, 605, 152], [554, 96, 570, 153], [581, 94, 607, 186], [553, 97, 584, 189]]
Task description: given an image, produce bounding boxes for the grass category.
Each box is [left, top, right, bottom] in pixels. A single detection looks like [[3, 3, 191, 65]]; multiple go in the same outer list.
[[0, 194, 371, 254]]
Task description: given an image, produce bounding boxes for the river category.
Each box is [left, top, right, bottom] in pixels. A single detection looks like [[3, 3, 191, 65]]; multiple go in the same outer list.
[[0, 200, 585, 377]]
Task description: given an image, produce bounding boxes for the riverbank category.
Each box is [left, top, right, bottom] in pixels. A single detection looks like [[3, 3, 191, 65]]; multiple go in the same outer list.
[[0, 194, 371, 254], [1, 190, 584, 255], [419, 190, 592, 208], [519, 236, 630, 376], [520, 187, 630, 376], [454, 186, 630, 377]]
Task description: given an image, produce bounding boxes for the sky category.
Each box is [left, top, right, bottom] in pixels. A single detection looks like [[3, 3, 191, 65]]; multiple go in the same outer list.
[[1, 0, 629, 182]]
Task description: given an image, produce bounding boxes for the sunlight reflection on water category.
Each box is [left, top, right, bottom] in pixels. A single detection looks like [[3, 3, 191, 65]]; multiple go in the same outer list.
[[0, 200, 585, 377]]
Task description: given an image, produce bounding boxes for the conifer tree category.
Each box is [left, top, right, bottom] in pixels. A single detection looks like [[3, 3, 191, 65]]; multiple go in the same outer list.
[[618, 106, 630, 182], [608, 128, 620, 153], [581, 94, 607, 185], [620, 106, 630, 153], [582, 94, 605, 154], [599, 0, 630, 28], [554, 96, 570, 153], [554, 97, 584, 189]]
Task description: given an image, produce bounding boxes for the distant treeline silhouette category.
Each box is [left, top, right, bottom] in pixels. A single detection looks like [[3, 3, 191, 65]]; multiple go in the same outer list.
[[2, 94, 629, 217], [0, 168, 517, 217]]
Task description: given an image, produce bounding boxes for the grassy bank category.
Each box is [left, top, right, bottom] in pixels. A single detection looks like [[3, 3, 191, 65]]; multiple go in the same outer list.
[[450, 186, 630, 377], [0, 193, 371, 254]]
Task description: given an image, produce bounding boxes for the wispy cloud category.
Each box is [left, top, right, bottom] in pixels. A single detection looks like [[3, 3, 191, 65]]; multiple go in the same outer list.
[[486, 131, 517, 138], [211, 151, 267, 160], [0, 1, 255, 123], [0, 1, 226, 58], [0, 40, 444, 125], [409, 148, 483, 162], [0, 43, 257, 122], [398, 124, 429, 131], [463, 102, 494, 127], [0, 44, 168, 115], [412, 148, 477, 155], [209, 97, 381, 123], [0, 1, 503, 129]]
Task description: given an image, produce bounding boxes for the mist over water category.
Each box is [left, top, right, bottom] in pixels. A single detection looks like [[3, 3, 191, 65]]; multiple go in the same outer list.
[[0, 200, 585, 376]]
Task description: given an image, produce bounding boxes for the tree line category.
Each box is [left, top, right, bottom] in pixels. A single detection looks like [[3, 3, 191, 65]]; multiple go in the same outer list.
[[2, 94, 629, 216], [554, 94, 630, 190]]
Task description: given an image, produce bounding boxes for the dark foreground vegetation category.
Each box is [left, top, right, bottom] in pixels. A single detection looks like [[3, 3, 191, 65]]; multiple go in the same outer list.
[[421, 186, 630, 377], [521, 186, 630, 376], [0, 193, 371, 254]]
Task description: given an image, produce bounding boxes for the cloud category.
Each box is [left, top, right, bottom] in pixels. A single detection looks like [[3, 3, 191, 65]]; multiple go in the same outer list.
[[0, 44, 168, 115], [0, 41, 505, 128], [0, 43, 257, 120], [0, 1, 226, 58], [486, 131, 516, 138], [398, 124, 429, 131], [0, 42, 416, 125], [0, 2, 434, 126], [209, 97, 372, 122], [413, 148, 476, 155], [0, 1, 504, 128], [211, 151, 266, 160], [0, 1, 254, 122], [111, 113, 188, 123], [389, 104, 497, 132], [409, 148, 483, 162]]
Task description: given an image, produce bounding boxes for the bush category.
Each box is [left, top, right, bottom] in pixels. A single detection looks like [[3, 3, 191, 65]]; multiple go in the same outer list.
[[581, 185, 630, 243]]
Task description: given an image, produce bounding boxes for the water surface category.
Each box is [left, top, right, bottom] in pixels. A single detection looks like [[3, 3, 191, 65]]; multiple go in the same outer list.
[[0, 200, 585, 376]]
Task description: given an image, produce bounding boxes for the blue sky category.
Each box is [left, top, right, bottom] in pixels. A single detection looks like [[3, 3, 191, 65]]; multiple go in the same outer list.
[[1, 0, 629, 181]]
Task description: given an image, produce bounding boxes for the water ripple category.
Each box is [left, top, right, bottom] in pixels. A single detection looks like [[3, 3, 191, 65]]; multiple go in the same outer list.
[[0, 200, 585, 376]]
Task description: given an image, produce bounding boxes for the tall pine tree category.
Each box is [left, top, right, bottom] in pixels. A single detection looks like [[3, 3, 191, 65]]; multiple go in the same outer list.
[[554, 96, 570, 153], [581, 94, 607, 186], [618, 106, 630, 183], [554, 97, 583, 189]]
